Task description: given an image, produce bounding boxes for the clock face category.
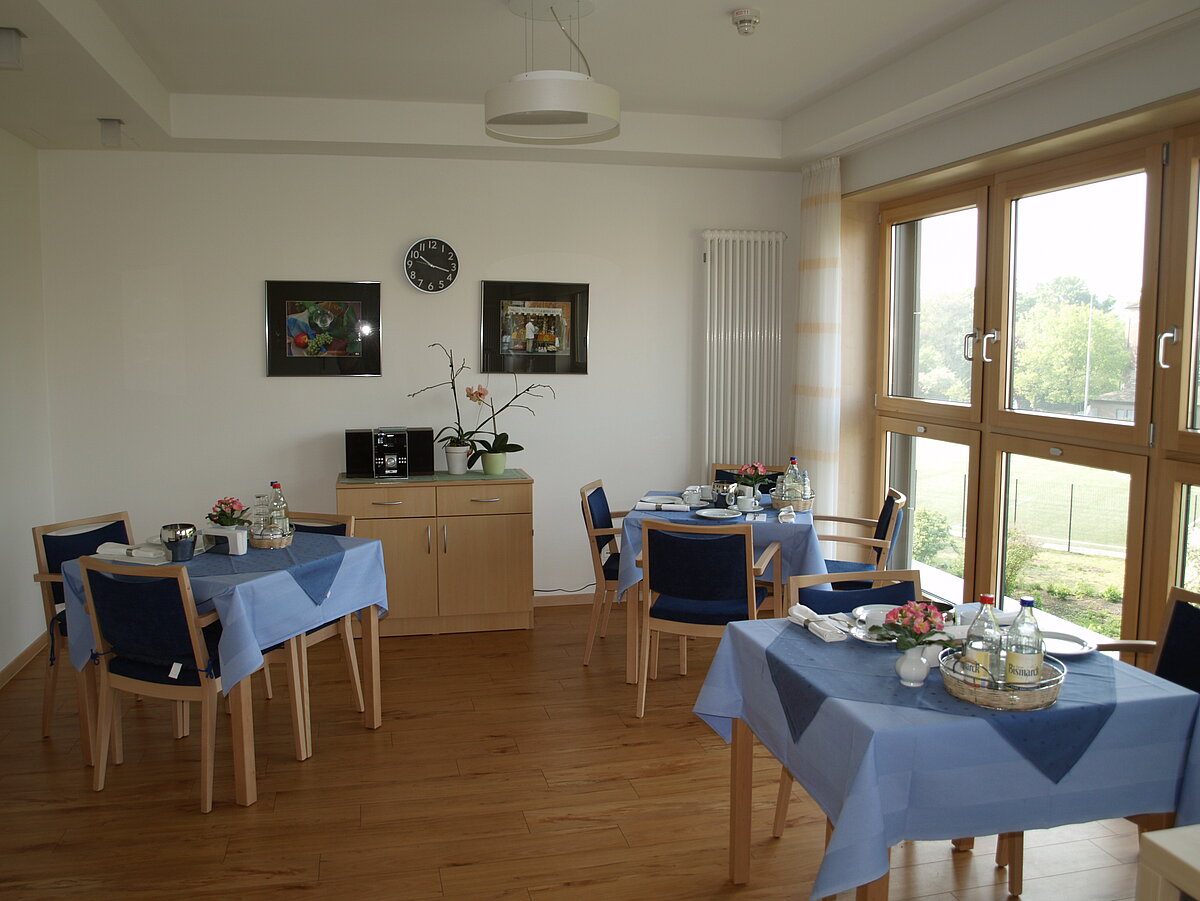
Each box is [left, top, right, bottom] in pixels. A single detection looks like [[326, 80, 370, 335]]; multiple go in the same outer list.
[[405, 237, 459, 293]]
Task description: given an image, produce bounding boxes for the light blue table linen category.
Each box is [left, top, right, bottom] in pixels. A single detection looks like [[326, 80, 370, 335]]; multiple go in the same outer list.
[[62, 532, 388, 693], [693, 618, 1200, 899], [617, 496, 827, 599]]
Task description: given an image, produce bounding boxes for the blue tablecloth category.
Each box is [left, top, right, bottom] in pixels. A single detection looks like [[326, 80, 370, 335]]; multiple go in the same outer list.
[[62, 532, 388, 692], [618, 493, 828, 599], [694, 618, 1200, 899]]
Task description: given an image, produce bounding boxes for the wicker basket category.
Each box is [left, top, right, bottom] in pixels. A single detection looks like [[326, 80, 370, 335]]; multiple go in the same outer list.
[[248, 528, 294, 550], [938, 648, 1066, 711], [768, 491, 814, 512]]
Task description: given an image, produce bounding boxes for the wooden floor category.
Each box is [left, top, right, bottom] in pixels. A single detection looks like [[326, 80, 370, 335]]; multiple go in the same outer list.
[[0, 605, 1140, 900]]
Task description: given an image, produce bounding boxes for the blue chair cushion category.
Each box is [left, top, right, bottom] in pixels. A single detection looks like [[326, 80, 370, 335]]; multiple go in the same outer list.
[[651, 585, 769, 626], [601, 552, 621, 582], [108, 622, 223, 686], [796, 580, 917, 616]]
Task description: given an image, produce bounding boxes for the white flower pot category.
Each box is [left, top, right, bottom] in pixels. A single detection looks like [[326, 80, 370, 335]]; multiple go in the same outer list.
[[445, 445, 470, 475]]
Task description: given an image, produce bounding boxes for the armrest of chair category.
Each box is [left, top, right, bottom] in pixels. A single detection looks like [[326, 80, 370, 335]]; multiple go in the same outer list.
[[196, 610, 220, 628], [33, 572, 63, 583], [590, 527, 621, 537], [1095, 639, 1157, 654], [610, 509, 630, 520], [813, 514, 877, 529], [754, 542, 784, 617], [752, 541, 782, 576]]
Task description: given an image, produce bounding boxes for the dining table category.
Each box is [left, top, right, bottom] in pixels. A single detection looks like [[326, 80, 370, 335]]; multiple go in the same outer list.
[[693, 617, 1200, 899], [61, 530, 388, 806], [615, 492, 828, 683]]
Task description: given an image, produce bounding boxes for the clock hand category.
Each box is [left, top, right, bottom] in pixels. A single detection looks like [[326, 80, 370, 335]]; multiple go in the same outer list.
[[418, 254, 450, 273]]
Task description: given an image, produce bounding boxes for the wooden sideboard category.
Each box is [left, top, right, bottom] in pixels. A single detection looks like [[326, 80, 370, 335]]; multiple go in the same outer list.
[[336, 469, 533, 636]]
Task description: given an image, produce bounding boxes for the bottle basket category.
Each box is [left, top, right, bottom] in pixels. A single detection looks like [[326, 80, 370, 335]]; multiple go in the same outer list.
[[249, 527, 294, 550], [768, 490, 814, 512], [938, 648, 1066, 711]]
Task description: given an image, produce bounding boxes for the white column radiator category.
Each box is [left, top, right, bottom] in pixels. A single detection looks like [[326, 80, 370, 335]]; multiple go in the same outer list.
[[702, 229, 787, 465]]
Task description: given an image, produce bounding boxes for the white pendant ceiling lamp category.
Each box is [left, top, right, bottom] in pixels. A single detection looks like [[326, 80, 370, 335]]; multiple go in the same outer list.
[[485, 0, 619, 144]]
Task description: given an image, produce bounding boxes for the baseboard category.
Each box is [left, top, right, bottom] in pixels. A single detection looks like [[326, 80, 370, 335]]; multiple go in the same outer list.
[[533, 593, 592, 608], [0, 634, 47, 690]]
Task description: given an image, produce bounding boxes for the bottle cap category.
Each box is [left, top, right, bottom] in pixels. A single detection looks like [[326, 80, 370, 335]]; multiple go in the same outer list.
[[1019, 596, 1036, 606], [979, 593, 995, 605]]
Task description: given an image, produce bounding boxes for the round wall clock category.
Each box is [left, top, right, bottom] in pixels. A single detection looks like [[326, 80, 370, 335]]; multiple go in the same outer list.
[[404, 237, 459, 293]]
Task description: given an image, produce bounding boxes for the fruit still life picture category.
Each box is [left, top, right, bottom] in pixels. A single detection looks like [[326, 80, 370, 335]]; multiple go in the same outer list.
[[286, 301, 363, 357]]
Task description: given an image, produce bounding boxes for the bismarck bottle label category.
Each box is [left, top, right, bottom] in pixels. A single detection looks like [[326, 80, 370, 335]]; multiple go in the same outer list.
[[1005, 651, 1043, 685], [961, 645, 994, 684]]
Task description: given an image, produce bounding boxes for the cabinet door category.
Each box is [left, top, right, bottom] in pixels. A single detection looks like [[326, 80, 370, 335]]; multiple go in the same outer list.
[[355, 517, 438, 619], [437, 513, 532, 618]]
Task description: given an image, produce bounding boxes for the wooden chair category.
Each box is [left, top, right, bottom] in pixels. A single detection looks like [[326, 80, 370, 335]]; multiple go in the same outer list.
[[972, 586, 1200, 896], [636, 519, 781, 718], [260, 511, 361, 760], [815, 488, 907, 587], [772, 569, 923, 838], [32, 512, 135, 763], [79, 557, 223, 812], [579, 480, 628, 667]]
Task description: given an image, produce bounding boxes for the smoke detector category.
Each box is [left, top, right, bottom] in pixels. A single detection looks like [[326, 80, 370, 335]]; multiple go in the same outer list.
[[731, 8, 760, 35]]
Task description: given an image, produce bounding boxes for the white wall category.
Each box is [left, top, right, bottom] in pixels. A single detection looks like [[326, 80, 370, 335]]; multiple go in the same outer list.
[[0, 129, 55, 667], [35, 151, 800, 606]]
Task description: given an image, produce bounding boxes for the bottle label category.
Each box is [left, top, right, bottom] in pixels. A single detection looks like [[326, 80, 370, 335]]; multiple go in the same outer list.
[[961, 645, 995, 683], [1005, 651, 1043, 685]]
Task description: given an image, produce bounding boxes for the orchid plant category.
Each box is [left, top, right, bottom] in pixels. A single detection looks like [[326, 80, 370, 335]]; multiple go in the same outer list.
[[207, 497, 250, 528], [408, 344, 480, 449], [868, 601, 950, 651], [464, 374, 554, 465]]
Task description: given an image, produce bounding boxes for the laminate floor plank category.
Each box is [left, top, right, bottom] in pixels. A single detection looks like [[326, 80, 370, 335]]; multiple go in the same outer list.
[[0, 605, 1141, 900]]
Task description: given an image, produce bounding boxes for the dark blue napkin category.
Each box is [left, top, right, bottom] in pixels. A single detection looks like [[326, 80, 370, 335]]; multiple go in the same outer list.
[[765, 625, 1116, 783], [188, 532, 345, 605]]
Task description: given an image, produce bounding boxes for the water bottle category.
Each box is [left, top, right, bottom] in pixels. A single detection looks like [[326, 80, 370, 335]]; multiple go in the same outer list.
[[1004, 596, 1045, 685], [963, 593, 1003, 685], [781, 457, 803, 502], [269, 480, 291, 534], [799, 469, 815, 510]]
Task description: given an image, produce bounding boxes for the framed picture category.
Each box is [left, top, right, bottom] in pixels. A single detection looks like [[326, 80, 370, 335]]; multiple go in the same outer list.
[[265, 280, 381, 377], [481, 280, 589, 374]]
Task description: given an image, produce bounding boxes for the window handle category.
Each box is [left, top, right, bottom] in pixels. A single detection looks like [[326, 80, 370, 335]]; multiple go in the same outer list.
[[1158, 327, 1180, 369], [981, 329, 999, 363], [963, 329, 980, 362]]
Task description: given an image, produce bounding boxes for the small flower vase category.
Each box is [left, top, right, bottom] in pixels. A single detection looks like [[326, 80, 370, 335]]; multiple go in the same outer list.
[[895, 646, 931, 688], [445, 445, 470, 475], [482, 452, 507, 475]]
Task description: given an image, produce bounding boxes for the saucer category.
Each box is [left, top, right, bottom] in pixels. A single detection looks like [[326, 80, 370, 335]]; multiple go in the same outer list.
[[734, 503, 763, 513], [695, 508, 743, 520]]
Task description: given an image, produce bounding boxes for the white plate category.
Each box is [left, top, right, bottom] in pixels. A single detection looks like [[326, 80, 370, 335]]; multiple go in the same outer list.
[[695, 508, 743, 520], [851, 603, 899, 621], [642, 495, 685, 505], [848, 624, 895, 645], [1041, 631, 1096, 658]]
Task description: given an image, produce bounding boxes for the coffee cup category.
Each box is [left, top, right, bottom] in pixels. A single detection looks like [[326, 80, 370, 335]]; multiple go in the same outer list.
[[682, 487, 702, 506], [699, 485, 713, 500], [861, 608, 890, 631], [736, 495, 757, 512]]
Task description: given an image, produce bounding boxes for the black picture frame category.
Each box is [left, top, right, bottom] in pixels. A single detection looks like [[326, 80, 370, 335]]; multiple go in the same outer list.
[[481, 280, 589, 374], [266, 280, 381, 377]]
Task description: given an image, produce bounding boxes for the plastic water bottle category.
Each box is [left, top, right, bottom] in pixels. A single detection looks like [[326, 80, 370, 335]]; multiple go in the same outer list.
[[781, 457, 803, 502], [1004, 596, 1045, 685], [799, 470, 815, 509], [269, 480, 291, 534], [963, 593, 1003, 685]]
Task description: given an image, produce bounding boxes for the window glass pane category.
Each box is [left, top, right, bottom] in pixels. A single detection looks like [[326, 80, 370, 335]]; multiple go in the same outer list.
[[1007, 174, 1144, 422], [1179, 484, 1200, 590], [1000, 454, 1128, 637], [886, 431, 971, 602], [888, 207, 976, 404]]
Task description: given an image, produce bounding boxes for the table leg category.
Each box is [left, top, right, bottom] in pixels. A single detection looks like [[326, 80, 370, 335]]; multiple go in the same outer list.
[[74, 665, 97, 767], [624, 585, 640, 684], [228, 678, 256, 806], [362, 605, 381, 730], [730, 718, 753, 884]]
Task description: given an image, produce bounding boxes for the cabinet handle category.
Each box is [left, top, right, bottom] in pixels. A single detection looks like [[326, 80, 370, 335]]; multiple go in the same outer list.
[[372, 500, 405, 506], [470, 497, 503, 503], [426, 525, 431, 554], [442, 524, 448, 554]]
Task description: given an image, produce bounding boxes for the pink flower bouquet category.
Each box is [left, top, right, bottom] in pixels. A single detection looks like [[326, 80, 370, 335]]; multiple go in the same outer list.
[[207, 496, 250, 527], [868, 601, 949, 650]]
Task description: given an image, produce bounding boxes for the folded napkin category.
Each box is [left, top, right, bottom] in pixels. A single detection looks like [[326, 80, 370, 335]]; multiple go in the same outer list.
[[787, 604, 848, 642], [634, 501, 690, 512], [776, 505, 796, 523], [96, 541, 164, 559]]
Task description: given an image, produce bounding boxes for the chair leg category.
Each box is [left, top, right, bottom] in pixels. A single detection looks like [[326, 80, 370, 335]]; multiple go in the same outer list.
[[73, 665, 97, 767], [996, 832, 1023, 895], [261, 661, 275, 699], [679, 635, 688, 676], [598, 587, 614, 638], [93, 679, 115, 791], [650, 631, 661, 680], [772, 765, 793, 837], [283, 638, 310, 760], [339, 615, 365, 713], [636, 623, 654, 718], [582, 583, 607, 666], [173, 700, 190, 739], [110, 698, 124, 765], [200, 685, 216, 813], [41, 654, 59, 738]]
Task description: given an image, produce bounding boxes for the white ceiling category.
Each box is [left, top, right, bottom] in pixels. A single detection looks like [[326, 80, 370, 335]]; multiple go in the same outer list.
[[1, 0, 1198, 170]]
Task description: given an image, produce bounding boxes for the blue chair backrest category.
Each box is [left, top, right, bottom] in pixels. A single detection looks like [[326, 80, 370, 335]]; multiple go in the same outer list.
[[85, 569, 200, 670], [293, 520, 348, 536], [797, 578, 918, 617], [1155, 599, 1200, 693], [586, 486, 615, 552], [881, 505, 904, 566], [647, 529, 749, 601], [42, 520, 131, 604]]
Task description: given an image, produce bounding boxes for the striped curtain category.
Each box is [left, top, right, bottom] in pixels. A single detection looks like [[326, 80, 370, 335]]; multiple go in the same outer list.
[[791, 157, 842, 514]]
